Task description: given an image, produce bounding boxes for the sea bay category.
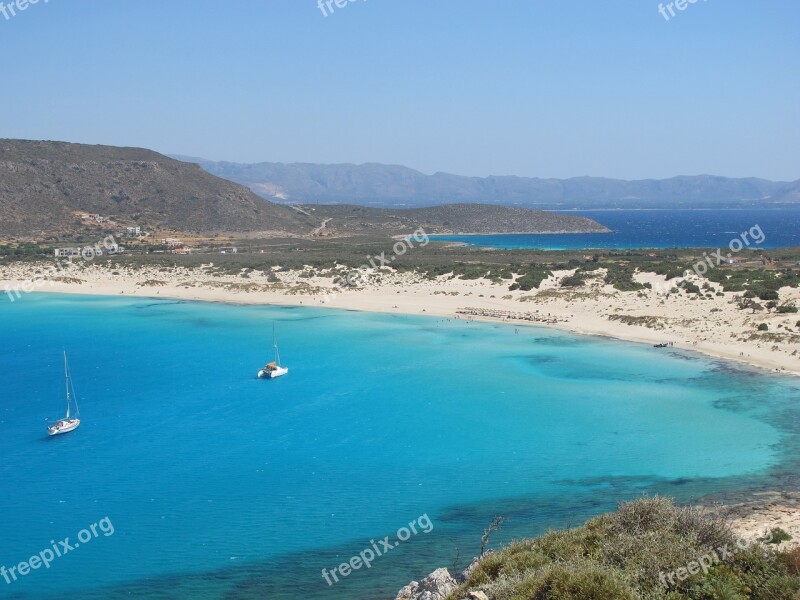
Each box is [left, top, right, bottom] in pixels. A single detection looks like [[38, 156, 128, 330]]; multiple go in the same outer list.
[[1, 294, 799, 598]]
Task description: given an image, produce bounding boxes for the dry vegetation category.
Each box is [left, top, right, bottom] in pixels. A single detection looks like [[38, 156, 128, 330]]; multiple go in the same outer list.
[[446, 497, 799, 600]]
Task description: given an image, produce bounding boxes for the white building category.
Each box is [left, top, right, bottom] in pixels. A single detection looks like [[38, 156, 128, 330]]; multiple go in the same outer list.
[[54, 248, 82, 258], [54, 245, 123, 259], [125, 226, 142, 235]]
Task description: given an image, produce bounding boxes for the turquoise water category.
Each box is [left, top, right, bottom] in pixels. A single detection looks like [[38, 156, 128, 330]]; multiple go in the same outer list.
[[432, 208, 800, 249], [1, 294, 800, 599]]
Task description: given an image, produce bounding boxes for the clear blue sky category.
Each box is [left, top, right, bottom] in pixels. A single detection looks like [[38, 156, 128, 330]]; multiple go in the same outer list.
[[1, 0, 798, 180]]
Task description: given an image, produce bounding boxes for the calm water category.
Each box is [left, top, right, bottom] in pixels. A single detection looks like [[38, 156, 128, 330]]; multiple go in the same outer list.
[[1, 295, 800, 599], [432, 208, 800, 249]]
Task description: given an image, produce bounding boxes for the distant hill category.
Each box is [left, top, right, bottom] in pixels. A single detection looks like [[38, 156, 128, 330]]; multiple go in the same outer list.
[[305, 204, 609, 235], [173, 156, 800, 209], [0, 140, 316, 238], [0, 140, 610, 239]]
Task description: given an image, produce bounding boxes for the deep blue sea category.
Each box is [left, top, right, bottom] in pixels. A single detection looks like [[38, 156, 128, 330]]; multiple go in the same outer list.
[[2, 294, 800, 599], [432, 208, 800, 250]]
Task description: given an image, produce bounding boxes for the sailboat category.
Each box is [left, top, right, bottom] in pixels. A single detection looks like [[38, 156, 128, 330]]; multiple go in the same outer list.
[[258, 324, 289, 379], [48, 352, 81, 436]]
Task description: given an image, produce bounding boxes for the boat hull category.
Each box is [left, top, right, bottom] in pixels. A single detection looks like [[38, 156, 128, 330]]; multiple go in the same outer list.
[[258, 367, 289, 379], [48, 419, 80, 436]]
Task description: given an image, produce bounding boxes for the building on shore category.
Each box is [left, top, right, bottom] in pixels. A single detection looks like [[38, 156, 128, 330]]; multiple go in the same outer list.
[[54, 245, 124, 259], [54, 248, 82, 258]]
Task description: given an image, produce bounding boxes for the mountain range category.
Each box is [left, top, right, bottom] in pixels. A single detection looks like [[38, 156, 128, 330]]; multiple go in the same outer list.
[[172, 156, 800, 209]]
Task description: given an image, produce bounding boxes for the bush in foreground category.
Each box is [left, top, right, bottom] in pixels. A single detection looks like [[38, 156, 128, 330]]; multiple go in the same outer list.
[[445, 497, 800, 600]]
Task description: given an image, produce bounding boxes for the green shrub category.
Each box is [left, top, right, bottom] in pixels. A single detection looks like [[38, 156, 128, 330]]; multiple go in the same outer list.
[[680, 281, 701, 295], [519, 563, 638, 600], [768, 528, 793, 544], [604, 264, 647, 291], [560, 274, 586, 288], [445, 497, 800, 600], [510, 268, 552, 291]]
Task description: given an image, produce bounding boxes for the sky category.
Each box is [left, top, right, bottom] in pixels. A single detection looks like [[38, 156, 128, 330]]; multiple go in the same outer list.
[[0, 0, 798, 181]]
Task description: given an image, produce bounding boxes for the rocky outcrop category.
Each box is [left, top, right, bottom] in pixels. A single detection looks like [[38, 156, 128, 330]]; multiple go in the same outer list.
[[395, 568, 458, 600], [395, 558, 483, 600]]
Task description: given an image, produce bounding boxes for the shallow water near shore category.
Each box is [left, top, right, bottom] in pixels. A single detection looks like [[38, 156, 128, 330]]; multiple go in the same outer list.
[[1, 294, 799, 599]]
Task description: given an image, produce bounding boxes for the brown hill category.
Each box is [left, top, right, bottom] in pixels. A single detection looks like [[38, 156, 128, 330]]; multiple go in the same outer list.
[[0, 139, 316, 238], [305, 203, 610, 235]]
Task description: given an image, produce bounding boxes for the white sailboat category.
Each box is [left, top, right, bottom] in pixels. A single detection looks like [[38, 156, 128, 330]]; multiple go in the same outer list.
[[48, 352, 81, 436], [258, 324, 289, 379]]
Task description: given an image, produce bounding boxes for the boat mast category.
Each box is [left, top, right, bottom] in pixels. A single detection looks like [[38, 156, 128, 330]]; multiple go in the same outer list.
[[63, 351, 71, 420], [63, 351, 79, 420], [273, 324, 281, 367]]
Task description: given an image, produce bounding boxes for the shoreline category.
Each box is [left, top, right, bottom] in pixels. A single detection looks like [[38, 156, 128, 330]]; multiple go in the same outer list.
[[22, 287, 799, 381], [427, 228, 611, 236], [2, 261, 798, 377]]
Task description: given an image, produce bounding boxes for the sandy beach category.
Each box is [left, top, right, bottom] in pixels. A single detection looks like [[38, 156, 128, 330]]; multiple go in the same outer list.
[[2, 261, 799, 377]]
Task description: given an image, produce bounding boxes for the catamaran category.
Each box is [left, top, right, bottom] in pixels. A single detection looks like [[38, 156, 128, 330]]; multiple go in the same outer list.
[[48, 352, 81, 436], [258, 324, 289, 379]]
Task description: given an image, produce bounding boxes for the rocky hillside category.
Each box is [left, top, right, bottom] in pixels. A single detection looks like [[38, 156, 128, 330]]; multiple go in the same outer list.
[[0, 140, 316, 237], [396, 497, 799, 600], [305, 204, 609, 235]]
